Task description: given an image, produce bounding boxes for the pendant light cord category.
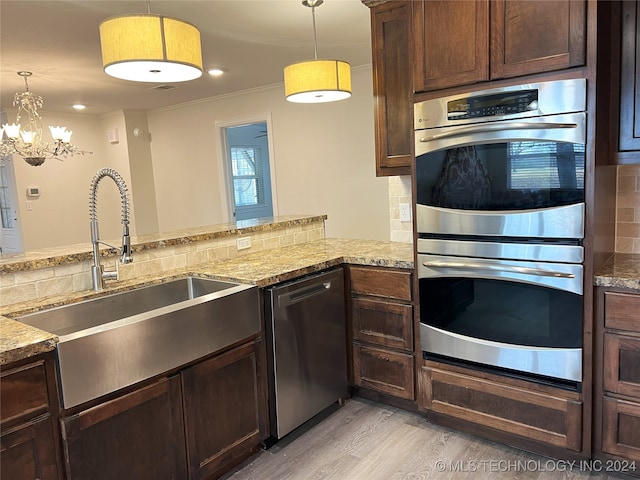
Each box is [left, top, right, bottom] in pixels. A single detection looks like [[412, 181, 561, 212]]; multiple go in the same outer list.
[[311, 4, 318, 60]]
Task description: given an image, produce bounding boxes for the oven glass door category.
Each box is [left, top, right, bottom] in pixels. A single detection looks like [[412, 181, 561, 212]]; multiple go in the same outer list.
[[415, 112, 586, 212], [418, 254, 583, 383]]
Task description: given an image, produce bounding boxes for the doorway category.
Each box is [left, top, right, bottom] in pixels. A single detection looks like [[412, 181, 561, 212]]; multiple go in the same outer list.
[[220, 116, 276, 222]]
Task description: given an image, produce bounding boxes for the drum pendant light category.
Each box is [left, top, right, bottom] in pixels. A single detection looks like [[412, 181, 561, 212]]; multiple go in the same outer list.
[[99, 1, 202, 83], [284, 0, 351, 103]]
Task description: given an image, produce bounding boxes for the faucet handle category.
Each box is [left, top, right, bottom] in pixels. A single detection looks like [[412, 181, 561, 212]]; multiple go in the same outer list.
[[102, 260, 119, 282]]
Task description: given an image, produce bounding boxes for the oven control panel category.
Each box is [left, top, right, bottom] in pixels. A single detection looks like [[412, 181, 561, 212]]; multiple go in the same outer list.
[[447, 90, 538, 120]]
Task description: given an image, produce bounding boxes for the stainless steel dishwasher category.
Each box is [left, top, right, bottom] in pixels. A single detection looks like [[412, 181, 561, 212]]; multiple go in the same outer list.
[[265, 267, 348, 441]]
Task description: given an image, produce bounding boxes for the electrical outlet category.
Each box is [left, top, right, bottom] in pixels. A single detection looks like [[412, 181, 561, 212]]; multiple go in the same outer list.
[[399, 203, 411, 222], [236, 236, 252, 250]]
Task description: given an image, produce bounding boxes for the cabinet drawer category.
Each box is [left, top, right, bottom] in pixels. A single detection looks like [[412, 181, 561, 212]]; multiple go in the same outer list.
[[604, 333, 640, 398], [1, 361, 49, 425], [602, 396, 640, 461], [605, 292, 640, 331], [349, 266, 412, 301], [420, 365, 583, 451], [352, 298, 413, 351], [353, 345, 414, 400]]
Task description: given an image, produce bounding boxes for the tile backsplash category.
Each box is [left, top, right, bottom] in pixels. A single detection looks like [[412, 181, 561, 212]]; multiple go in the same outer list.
[[389, 176, 413, 244], [616, 165, 640, 253]]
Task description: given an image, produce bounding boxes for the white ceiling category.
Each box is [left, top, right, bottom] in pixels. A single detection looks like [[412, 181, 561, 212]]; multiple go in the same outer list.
[[0, 0, 372, 115]]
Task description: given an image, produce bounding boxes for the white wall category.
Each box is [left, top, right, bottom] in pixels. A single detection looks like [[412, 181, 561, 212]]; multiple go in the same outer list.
[[7, 109, 133, 251], [147, 66, 391, 240], [7, 65, 395, 251]]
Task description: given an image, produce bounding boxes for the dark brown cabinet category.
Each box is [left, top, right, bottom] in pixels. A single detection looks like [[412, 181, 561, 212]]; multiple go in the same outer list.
[[607, 1, 640, 164], [349, 266, 415, 401], [370, 1, 413, 176], [0, 353, 62, 480], [182, 339, 264, 480], [596, 289, 640, 465], [60, 338, 267, 480], [418, 360, 584, 452], [61, 376, 187, 480], [412, 0, 587, 93]]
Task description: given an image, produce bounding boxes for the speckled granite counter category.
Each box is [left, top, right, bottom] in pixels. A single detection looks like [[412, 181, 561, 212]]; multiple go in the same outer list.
[[0, 317, 58, 365], [0, 214, 327, 274], [0, 238, 414, 365], [594, 253, 640, 291]]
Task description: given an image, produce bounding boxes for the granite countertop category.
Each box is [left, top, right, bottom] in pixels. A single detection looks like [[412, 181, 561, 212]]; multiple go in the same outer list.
[[594, 253, 640, 291], [0, 238, 414, 365]]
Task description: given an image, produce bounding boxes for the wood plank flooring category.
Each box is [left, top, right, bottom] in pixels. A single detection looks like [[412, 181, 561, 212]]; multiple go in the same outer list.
[[224, 397, 634, 480]]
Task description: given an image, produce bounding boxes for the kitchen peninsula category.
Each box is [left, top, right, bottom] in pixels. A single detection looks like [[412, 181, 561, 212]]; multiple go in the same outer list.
[[0, 214, 413, 363]]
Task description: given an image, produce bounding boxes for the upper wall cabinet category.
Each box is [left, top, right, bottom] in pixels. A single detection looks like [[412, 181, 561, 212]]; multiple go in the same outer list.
[[412, 0, 587, 93], [370, 1, 413, 177], [616, 1, 640, 163]]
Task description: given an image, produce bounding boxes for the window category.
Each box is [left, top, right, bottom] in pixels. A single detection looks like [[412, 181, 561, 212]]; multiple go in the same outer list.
[[230, 146, 263, 207], [508, 141, 585, 190]]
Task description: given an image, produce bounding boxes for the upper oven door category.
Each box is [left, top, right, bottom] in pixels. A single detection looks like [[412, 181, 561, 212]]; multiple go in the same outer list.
[[415, 112, 586, 239]]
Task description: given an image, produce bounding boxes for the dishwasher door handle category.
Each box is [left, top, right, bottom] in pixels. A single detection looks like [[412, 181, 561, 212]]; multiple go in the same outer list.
[[278, 281, 332, 307]]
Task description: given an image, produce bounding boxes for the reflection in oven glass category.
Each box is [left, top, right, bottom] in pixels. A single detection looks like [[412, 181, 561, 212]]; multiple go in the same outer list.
[[416, 142, 585, 211], [420, 278, 582, 348]]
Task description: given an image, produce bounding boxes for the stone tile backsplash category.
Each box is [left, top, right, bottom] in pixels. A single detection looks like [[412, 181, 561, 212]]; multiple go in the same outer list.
[[617, 165, 640, 254], [0, 221, 326, 308]]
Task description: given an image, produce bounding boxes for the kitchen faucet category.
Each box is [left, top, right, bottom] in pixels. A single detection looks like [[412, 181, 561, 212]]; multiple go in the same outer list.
[[89, 167, 132, 291]]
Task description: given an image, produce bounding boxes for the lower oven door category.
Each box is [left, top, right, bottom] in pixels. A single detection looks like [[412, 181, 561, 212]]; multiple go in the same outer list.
[[418, 254, 583, 383]]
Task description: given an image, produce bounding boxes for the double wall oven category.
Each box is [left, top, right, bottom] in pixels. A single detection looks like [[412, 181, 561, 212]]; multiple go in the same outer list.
[[415, 79, 586, 389]]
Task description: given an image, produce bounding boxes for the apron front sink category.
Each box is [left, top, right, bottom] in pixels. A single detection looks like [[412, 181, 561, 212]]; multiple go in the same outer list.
[[17, 276, 260, 408]]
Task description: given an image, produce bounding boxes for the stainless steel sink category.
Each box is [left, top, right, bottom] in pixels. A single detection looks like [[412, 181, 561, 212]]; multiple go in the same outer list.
[[18, 276, 260, 409]]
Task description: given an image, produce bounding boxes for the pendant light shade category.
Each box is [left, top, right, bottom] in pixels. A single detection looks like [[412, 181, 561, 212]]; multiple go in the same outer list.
[[284, 0, 352, 103], [99, 14, 203, 83], [284, 59, 351, 103]]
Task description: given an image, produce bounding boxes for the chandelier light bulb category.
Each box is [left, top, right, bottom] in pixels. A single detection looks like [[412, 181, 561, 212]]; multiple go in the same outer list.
[[4, 124, 20, 139]]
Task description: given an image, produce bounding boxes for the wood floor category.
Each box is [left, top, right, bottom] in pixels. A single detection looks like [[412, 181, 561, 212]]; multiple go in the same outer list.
[[225, 397, 633, 480]]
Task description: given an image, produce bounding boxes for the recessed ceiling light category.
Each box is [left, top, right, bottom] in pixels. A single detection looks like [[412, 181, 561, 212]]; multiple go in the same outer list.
[[72, 104, 86, 110], [207, 68, 224, 77]]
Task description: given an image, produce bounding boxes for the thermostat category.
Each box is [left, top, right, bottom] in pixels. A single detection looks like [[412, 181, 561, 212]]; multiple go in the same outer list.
[[26, 186, 40, 198]]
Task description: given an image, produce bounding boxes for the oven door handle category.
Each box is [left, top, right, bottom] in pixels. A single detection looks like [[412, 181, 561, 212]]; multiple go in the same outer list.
[[422, 260, 576, 278], [418, 121, 578, 143]]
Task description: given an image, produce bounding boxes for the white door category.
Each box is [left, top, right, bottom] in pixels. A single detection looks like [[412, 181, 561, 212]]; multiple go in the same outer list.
[[0, 157, 23, 253]]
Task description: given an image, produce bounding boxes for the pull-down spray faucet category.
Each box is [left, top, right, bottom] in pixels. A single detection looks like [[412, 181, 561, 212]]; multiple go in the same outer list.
[[89, 167, 133, 291]]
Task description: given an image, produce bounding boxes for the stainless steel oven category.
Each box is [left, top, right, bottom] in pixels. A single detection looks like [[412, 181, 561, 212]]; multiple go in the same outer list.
[[414, 79, 586, 388]]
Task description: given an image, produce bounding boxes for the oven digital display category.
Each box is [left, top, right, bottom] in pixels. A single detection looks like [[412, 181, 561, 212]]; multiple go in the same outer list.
[[447, 89, 538, 120]]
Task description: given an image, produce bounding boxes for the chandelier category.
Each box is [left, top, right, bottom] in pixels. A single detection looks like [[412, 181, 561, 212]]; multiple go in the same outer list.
[[0, 71, 92, 167], [284, 0, 351, 103]]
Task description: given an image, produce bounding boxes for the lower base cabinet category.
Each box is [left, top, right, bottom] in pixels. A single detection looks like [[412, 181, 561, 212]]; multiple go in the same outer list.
[[1, 352, 62, 480], [1, 415, 60, 480], [182, 340, 264, 480], [419, 361, 583, 452], [61, 338, 266, 480], [61, 376, 187, 480]]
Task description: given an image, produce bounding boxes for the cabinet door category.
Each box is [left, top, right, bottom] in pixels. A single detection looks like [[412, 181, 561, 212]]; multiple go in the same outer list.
[[602, 396, 640, 462], [604, 334, 640, 398], [413, 0, 489, 92], [61, 376, 187, 480], [352, 297, 413, 351], [353, 345, 415, 400], [618, 0, 640, 154], [420, 364, 583, 451], [490, 0, 586, 79], [1, 415, 60, 480], [182, 340, 263, 480], [371, 1, 413, 176]]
